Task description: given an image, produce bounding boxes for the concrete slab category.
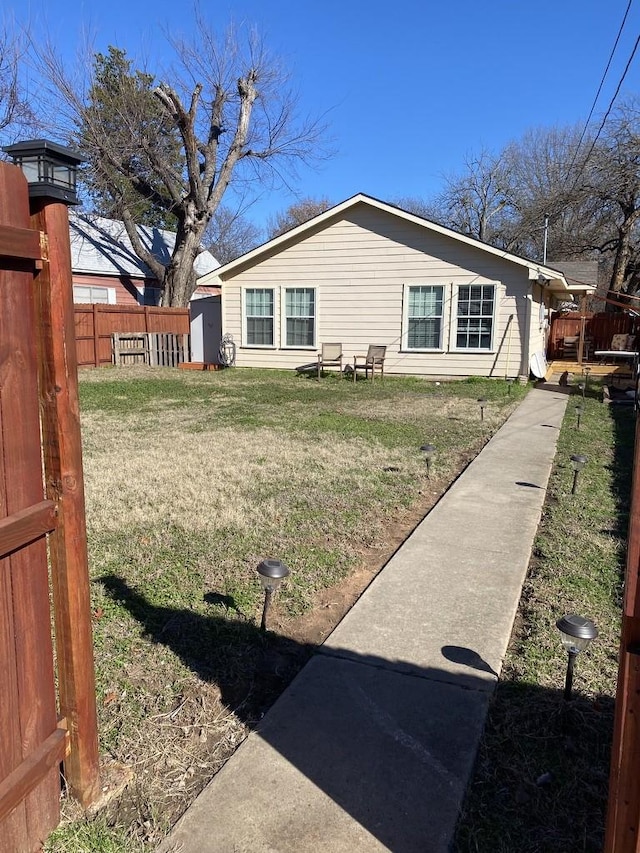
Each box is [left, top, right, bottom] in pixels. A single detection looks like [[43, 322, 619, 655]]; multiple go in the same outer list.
[[157, 655, 491, 853], [323, 387, 568, 686]]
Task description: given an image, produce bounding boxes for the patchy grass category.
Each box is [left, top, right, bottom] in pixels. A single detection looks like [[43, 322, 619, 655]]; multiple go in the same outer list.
[[47, 367, 525, 851], [455, 382, 634, 852]]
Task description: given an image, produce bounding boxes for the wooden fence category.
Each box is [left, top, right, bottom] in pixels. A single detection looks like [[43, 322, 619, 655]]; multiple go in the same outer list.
[[113, 332, 189, 367], [0, 162, 99, 850], [548, 312, 637, 359], [75, 303, 190, 367]]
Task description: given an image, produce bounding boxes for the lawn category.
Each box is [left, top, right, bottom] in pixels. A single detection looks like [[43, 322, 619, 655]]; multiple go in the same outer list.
[[45, 366, 524, 851], [455, 382, 635, 852]]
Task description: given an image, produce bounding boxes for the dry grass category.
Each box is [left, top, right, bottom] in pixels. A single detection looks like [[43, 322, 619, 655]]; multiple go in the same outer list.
[[46, 367, 525, 851]]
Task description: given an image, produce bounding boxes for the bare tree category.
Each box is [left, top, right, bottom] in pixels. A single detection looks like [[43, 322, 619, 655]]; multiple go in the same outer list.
[[204, 204, 262, 264], [0, 24, 34, 145], [426, 150, 517, 248], [267, 196, 332, 239], [37, 20, 325, 306]]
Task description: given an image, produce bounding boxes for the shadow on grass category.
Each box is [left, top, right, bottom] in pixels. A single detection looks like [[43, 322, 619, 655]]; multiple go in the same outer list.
[[608, 402, 636, 562], [100, 574, 591, 852]]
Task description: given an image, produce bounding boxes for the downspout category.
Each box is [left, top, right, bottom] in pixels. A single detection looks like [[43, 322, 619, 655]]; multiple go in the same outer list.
[[520, 283, 533, 381]]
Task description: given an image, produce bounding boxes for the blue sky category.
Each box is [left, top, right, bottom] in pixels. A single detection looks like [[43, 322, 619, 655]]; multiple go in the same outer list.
[[12, 0, 640, 228]]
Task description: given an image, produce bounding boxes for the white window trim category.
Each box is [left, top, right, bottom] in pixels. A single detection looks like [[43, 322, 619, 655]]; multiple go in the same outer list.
[[280, 286, 317, 349], [72, 284, 116, 305], [449, 282, 500, 353], [242, 286, 277, 349], [401, 283, 446, 352]]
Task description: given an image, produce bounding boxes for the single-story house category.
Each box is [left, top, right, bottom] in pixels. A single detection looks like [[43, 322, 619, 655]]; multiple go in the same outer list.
[[197, 194, 594, 379], [69, 212, 219, 306]]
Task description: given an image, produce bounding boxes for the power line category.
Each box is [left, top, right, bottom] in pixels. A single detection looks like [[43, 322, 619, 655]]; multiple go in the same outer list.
[[564, 0, 634, 183], [570, 31, 640, 191]]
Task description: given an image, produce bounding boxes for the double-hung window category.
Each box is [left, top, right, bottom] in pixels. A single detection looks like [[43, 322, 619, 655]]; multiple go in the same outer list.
[[245, 288, 274, 346], [406, 285, 444, 349], [72, 285, 112, 304], [284, 287, 316, 347], [456, 284, 495, 350]]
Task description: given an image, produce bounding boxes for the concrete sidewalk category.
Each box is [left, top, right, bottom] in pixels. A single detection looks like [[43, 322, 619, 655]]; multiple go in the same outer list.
[[158, 386, 569, 853]]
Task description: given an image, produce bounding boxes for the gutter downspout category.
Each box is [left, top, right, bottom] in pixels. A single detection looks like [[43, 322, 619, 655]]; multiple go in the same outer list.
[[520, 283, 534, 381]]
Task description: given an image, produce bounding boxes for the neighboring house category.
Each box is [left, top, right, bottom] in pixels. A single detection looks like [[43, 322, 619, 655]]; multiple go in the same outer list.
[[69, 212, 219, 306], [198, 194, 593, 378]]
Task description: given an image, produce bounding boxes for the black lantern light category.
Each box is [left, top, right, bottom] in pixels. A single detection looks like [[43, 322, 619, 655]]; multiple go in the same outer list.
[[420, 444, 437, 478], [256, 559, 290, 631], [478, 398, 487, 422], [2, 138, 83, 205], [556, 614, 598, 701]]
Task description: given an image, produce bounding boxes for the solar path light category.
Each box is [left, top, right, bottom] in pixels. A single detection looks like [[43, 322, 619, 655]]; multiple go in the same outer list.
[[570, 453, 587, 495], [577, 381, 586, 400], [420, 444, 436, 478], [574, 405, 584, 431], [556, 614, 598, 701], [478, 398, 487, 422], [257, 559, 290, 631]]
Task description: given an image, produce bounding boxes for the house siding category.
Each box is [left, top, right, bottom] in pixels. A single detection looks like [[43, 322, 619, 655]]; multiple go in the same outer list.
[[220, 204, 538, 378]]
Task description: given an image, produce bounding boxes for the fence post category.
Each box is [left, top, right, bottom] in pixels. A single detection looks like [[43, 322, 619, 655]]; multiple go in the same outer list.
[[30, 197, 100, 808], [93, 303, 100, 367]]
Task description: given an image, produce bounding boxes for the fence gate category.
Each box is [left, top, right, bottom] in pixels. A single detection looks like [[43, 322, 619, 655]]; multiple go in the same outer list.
[[0, 162, 99, 849]]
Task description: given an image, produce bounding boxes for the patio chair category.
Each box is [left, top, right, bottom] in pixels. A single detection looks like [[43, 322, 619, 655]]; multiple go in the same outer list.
[[317, 342, 343, 379], [559, 335, 579, 360], [353, 345, 386, 383]]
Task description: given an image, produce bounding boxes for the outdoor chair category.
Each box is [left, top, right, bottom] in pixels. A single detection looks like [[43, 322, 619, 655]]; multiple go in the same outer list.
[[353, 345, 386, 383], [559, 335, 579, 360], [317, 343, 343, 379]]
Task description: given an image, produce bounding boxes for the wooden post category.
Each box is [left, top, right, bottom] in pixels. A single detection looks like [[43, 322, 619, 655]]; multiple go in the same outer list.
[[93, 303, 100, 367], [30, 198, 100, 808], [605, 410, 640, 852]]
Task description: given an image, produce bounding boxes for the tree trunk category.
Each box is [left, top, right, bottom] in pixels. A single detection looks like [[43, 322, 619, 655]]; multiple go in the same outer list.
[[610, 209, 640, 293], [160, 228, 202, 306]]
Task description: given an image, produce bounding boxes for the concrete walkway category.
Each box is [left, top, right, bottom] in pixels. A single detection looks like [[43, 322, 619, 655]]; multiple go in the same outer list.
[[158, 386, 569, 853]]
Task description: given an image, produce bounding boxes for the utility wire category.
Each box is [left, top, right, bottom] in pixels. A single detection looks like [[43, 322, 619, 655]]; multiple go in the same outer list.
[[564, 0, 634, 183], [566, 32, 640, 196]]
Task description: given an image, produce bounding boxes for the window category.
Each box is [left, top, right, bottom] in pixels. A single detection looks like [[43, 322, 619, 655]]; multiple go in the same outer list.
[[72, 285, 113, 304], [284, 287, 316, 347], [406, 285, 444, 349], [244, 288, 274, 346], [456, 284, 495, 349]]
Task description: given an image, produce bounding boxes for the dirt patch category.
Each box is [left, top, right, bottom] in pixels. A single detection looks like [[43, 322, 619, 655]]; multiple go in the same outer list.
[[274, 482, 447, 645]]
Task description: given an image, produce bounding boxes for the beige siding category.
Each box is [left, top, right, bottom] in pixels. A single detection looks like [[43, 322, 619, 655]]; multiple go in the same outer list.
[[221, 204, 540, 378]]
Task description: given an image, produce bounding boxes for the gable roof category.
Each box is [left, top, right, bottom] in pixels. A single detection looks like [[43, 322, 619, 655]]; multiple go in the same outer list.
[[69, 212, 219, 280], [202, 193, 586, 294]]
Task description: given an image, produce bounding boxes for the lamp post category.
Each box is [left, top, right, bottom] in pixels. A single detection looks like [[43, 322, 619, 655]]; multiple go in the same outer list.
[[478, 398, 487, 422], [570, 453, 588, 495], [2, 138, 82, 205], [556, 614, 598, 701], [257, 559, 290, 631], [574, 404, 584, 431], [420, 444, 436, 478]]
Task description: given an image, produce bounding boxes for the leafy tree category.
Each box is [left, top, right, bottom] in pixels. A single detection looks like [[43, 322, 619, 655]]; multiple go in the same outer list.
[[39, 22, 324, 305], [267, 196, 332, 239]]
